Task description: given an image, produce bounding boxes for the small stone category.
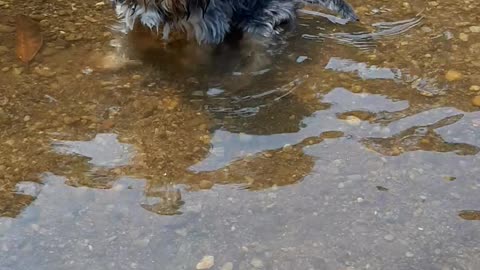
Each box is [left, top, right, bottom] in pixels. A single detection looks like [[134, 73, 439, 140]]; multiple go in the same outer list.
[[0, 45, 8, 55], [84, 16, 97, 23], [250, 258, 264, 268], [469, 85, 480, 91], [0, 24, 15, 33], [472, 96, 480, 107], [196, 256, 214, 270], [23, 115, 31, 122], [220, 262, 233, 270], [344, 115, 362, 126], [384, 234, 395, 241], [469, 26, 480, 33], [445, 70, 463, 81], [199, 180, 213, 190], [65, 34, 83, 41], [459, 33, 469, 41], [405, 252, 414, 257], [351, 85, 362, 93], [357, 197, 364, 203]]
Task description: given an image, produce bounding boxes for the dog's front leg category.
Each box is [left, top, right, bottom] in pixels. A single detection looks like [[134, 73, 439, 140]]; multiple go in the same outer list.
[[188, 4, 233, 44]]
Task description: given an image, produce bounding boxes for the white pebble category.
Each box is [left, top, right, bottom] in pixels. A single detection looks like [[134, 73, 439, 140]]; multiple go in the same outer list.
[[196, 256, 214, 270]]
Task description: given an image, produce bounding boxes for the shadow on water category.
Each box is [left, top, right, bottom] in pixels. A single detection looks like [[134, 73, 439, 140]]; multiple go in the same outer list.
[[1, 1, 480, 269]]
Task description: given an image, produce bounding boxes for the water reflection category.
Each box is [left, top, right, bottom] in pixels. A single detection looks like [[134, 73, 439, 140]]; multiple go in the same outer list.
[[1, 1, 480, 269]]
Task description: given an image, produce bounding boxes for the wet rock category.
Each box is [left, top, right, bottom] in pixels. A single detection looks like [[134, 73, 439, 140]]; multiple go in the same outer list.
[[469, 26, 480, 33], [472, 96, 480, 107], [470, 85, 480, 92], [220, 262, 233, 270], [445, 70, 462, 81], [199, 180, 213, 190], [459, 33, 469, 41], [196, 256, 214, 270], [0, 23, 15, 33], [250, 258, 264, 268], [65, 34, 83, 41], [0, 45, 8, 55], [344, 115, 362, 126]]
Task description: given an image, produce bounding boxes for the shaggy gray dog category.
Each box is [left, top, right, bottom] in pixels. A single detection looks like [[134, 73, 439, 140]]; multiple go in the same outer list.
[[111, 0, 358, 44]]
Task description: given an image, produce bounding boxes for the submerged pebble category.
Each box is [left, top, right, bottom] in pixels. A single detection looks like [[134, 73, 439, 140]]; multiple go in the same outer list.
[[196, 256, 214, 270], [220, 262, 233, 270], [445, 70, 462, 81], [250, 258, 264, 268], [472, 96, 480, 107]]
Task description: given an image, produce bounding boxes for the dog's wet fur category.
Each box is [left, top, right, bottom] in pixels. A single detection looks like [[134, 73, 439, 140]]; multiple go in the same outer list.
[[112, 0, 358, 44]]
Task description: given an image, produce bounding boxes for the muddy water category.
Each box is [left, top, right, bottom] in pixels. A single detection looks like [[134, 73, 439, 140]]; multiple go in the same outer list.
[[1, 0, 480, 269]]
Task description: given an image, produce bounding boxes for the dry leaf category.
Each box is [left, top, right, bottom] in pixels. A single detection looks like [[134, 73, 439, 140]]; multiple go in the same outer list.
[[15, 14, 43, 63]]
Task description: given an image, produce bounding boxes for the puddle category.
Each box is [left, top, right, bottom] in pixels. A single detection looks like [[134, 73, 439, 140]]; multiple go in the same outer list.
[[1, 0, 480, 269]]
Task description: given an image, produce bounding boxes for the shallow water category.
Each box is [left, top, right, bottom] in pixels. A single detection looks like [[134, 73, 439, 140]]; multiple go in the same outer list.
[[1, 0, 480, 269]]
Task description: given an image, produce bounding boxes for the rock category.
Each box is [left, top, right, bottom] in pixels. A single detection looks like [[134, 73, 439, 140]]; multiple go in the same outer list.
[[220, 262, 233, 270], [196, 256, 214, 270], [469, 85, 480, 91], [344, 115, 362, 126], [469, 26, 480, 33], [199, 180, 213, 190], [384, 234, 395, 241], [0, 24, 15, 33], [405, 252, 414, 258], [472, 96, 480, 107], [445, 70, 462, 81], [250, 258, 264, 268], [459, 33, 469, 41], [0, 45, 8, 55]]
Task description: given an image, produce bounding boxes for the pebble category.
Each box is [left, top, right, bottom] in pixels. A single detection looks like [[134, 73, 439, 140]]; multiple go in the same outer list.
[[0, 45, 8, 55], [384, 234, 395, 241], [472, 96, 480, 107], [445, 70, 462, 81], [250, 258, 264, 268], [0, 23, 14, 33], [196, 256, 214, 270], [405, 252, 414, 258], [199, 180, 214, 189], [469, 26, 480, 33], [469, 85, 480, 91], [220, 262, 233, 270], [344, 115, 362, 126], [459, 33, 469, 41]]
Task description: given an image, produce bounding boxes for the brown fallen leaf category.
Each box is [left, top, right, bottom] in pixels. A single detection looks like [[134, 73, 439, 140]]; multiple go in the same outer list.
[[15, 14, 43, 63], [458, 210, 480, 221]]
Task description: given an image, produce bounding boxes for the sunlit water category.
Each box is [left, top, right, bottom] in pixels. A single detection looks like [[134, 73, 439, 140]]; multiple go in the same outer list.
[[1, 0, 480, 269]]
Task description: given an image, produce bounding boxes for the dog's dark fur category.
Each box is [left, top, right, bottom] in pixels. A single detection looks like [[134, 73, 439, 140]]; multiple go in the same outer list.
[[112, 0, 358, 44]]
